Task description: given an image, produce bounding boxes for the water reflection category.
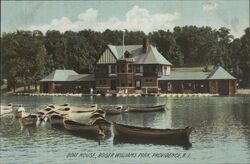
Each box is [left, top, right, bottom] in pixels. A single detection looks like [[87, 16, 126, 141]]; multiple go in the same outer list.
[[113, 135, 192, 150]]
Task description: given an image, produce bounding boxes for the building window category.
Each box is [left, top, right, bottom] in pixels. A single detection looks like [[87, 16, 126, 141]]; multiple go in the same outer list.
[[128, 79, 132, 87], [135, 80, 141, 88], [116, 80, 120, 86], [183, 82, 193, 90], [99, 80, 102, 85], [117, 65, 121, 73], [121, 80, 126, 87], [128, 64, 133, 73], [121, 64, 126, 73], [135, 65, 143, 73], [145, 79, 148, 82], [103, 80, 107, 85], [167, 82, 172, 91], [111, 65, 116, 73]]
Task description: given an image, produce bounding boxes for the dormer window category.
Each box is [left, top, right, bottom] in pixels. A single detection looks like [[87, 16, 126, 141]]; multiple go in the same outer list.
[[124, 50, 132, 58]]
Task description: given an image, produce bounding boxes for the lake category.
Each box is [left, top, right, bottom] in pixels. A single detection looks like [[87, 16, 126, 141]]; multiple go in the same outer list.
[[0, 95, 250, 164]]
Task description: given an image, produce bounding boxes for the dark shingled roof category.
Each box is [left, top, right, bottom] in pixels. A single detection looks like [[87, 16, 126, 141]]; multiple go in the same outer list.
[[108, 45, 172, 65]]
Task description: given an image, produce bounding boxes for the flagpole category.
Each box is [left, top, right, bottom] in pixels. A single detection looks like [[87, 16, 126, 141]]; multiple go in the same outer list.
[[123, 29, 125, 55]]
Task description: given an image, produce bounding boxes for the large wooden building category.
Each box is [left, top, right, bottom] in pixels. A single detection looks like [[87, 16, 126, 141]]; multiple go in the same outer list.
[[95, 38, 172, 94], [95, 38, 236, 95], [40, 38, 236, 95]]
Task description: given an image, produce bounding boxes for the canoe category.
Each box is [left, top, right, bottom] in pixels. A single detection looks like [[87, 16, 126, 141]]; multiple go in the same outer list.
[[91, 109, 106, 117], [37, 107, 54, 120], [63, 119, 104, 136], [0, 104, 13, 116], [20, 114, 38, 126], [126, 104, 165, 112], [101, 105, 123, 115], [48, 114, 64, 125], [113, 122, 193, 142], [55, 107, 71, 116], [90, 117, 111, 134], [47, 103, 69, 109], [89, 113, 105, 119], [69, 104, 97, 113]]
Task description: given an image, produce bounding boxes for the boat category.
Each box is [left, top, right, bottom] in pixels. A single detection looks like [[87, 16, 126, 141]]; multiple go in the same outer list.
[[20, 114, 38, 126], [113, 122, 194, 142], [46, 110, 60, 115], [90, 117, 111, 134], [101, 105, 123, 115], [15, 111, 29, 118], [47, 103, 69, 109], [126, 104, 165, 112], [37, 107, 54, 120], [48, 114, 64, 125], [63, 119, 104, 136], [0, 103, 13, 116], [55, 107, 71, 116], [91, 109, 106, 117], [69, 104, 97, 113], [89, 113, 105, 119]]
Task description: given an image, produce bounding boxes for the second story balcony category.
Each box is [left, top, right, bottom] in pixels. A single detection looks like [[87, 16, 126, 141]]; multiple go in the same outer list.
[[143, 72, 162, 77]]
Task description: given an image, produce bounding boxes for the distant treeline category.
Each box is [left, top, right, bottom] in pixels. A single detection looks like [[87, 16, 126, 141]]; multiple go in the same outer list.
[[1, 26, 250, 91]]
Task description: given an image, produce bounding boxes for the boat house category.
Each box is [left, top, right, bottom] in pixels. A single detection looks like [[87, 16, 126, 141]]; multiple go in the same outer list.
[[40, 38, 236, 95]]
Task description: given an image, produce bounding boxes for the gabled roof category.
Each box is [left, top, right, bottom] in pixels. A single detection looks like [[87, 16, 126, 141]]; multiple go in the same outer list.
[[207, 66, 236, 80], [107, 45, 172, 65], [66, 74, 95, 81], [40, 70, 78, 82], [159, 66, 236, 81]]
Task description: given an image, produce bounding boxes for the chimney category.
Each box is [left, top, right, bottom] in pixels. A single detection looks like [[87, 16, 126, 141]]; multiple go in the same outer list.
[[142, 37, 151, 53]]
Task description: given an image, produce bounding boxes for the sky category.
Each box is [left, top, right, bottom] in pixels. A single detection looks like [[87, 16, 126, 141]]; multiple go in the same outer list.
[[1, 0, 249, 38]]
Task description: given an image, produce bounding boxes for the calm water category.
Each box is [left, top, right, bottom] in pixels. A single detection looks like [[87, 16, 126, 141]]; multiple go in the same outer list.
[[0, 95, 250, 164]]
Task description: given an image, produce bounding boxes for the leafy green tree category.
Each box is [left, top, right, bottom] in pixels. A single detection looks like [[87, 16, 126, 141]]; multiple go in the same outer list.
[[238, 28, 250, 87]]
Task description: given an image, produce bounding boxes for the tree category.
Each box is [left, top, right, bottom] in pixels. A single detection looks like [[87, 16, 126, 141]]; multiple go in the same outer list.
[[238, 28, 250, 87]]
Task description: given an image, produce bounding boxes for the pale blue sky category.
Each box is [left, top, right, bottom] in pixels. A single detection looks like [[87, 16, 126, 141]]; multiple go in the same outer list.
[[1, 0, 249, 38]]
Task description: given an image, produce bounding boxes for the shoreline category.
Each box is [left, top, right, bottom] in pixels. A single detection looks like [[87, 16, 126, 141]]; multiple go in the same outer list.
[[1, 89, 250, 97]]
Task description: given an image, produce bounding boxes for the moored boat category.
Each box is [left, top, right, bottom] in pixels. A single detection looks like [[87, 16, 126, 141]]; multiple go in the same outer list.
[[63, 119, 104, 136], [69, 104, 97, 113], [113, 122, 194, 142], [55, 107, 71, 116], [89, 113, 105, 119], [126, 104, 165, 112], [0, 103, 13, 116], [101, 105, 123, 115], [37, 107, 53, 120], [92, 109, 106, 117], [47, 103, 69, 109], [48, 114, 64, 125], [20, 114, 38, 126]]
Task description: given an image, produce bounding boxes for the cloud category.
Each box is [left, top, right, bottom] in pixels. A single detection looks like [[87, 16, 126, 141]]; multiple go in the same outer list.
[[25, 6, 179, 33], [202, 2, 218, 12]]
